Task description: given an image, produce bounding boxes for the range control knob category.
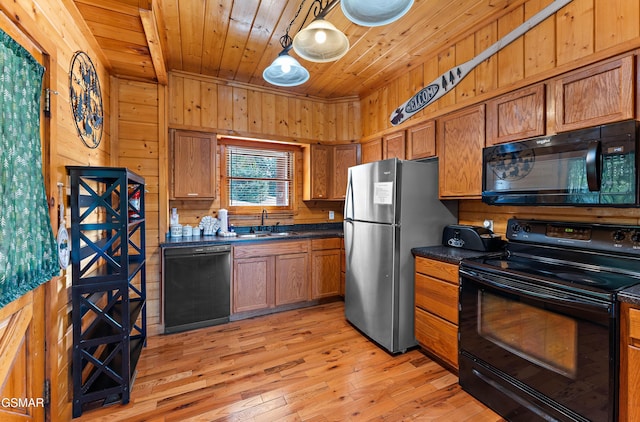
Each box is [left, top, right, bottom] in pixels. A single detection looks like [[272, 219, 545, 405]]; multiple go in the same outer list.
[[631, 231, 640, 243], [511, 223, 521, 233], [613, 230, 626, 242], [523, 225, 532, 233]]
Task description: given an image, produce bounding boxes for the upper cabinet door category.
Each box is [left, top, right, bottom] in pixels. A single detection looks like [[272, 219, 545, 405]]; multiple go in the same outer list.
[[171, 130, 217, 199], [361, 138, 382, 164], [486, 84, 545, 146], [407, 120, 436, 160], [553, 55, 634, 132], [438, 104, 485, 199], [383, 131, 406, 160], [332, 144, 359, 200]]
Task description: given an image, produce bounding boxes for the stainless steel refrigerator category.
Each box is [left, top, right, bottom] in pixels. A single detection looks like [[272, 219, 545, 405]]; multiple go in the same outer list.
[[343, 158, 458, 353]]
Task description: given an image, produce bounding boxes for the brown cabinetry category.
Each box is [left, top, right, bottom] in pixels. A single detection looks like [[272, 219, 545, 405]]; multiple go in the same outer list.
[[333, 144, 358, 200], [620, 302, 640, 422], [383, 131, 406, 160], [552, 55, 634, 132], [414, 256, 459, 370], [171, 130, 217, 199], [233, 241, 309, 314], [486, 84, 545, 145], [304, 144, 358, 200], [361, 138, 382, 163], [407, 121, 436, 159], [438, 104, 485, 198], [311, 238, 341, 299]]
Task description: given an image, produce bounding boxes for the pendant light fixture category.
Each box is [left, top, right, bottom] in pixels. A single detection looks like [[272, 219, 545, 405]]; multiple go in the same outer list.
[[263, 3, 311, 87], [263, 49, 310, 87], [293, 17, 349, 63], [341, 0, 414, 27], [263, 0, 414, 86]]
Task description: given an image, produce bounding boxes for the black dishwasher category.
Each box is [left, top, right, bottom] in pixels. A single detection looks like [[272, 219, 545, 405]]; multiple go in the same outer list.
[[162, 244, 231, 333]]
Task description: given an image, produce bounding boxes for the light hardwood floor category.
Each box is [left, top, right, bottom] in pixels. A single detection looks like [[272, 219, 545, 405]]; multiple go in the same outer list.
[[78, 302, 504, 421]]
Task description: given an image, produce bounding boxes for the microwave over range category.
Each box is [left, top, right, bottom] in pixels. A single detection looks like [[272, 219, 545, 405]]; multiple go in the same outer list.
[[482, 120, 639, 206]]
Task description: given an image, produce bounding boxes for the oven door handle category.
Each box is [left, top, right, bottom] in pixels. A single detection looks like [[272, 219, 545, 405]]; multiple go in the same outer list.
[[460, 269, 612, 313]]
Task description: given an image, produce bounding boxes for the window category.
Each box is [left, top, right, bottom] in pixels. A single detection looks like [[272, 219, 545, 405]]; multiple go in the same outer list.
[[221, 140, 296, 211]]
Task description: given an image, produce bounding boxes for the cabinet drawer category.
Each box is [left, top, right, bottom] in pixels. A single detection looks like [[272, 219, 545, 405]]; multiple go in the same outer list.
[[311, 237, 341, 250], [629, 308, 640, 340], [234, 240, 308, 258], [415, 257, 458, 284], [415, 273, 458, 324], [415, 307, 458, 369]]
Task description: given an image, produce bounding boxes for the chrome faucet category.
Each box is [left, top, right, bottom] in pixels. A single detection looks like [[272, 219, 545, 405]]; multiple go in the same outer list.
[[261, 209, 268, 229]]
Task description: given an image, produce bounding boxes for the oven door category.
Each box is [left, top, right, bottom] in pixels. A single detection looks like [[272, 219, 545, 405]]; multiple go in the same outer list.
[[459, 266, 616, 422]]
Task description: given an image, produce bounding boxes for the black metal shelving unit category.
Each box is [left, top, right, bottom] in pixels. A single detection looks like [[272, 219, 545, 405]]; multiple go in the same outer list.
[[67, 166, 146, 418]]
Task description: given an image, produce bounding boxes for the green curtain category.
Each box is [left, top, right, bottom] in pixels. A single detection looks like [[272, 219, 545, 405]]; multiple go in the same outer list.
[[0, 29, 59, 309]]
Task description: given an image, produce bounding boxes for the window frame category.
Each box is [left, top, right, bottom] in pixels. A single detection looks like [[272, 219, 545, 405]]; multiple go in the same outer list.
[[219, 138, 299, 215]]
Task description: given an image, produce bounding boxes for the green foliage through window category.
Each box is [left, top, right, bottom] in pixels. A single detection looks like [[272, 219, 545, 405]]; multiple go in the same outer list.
[[226, 145, 293, 207]]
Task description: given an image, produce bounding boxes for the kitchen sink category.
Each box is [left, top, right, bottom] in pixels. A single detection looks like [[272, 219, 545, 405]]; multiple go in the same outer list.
[[236, 232, 296, 238]]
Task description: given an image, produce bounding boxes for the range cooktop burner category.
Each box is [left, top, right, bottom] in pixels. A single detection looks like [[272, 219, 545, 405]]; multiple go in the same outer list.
[[480, 255, 640, 293]]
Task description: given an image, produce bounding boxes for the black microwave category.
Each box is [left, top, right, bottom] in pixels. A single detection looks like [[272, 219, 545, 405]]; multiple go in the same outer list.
[[482, 120, 639, 206]]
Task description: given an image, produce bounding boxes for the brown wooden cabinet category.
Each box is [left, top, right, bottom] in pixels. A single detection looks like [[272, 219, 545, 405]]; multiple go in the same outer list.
[[361, 138, 382, 163], [407, 120, 436, 160], [414, 256, 459, 370], [333, 144, 358, 200], [171, 130, 217, 199], [552, 55, 634, 133], [233, 241, 309, 314], [486, 84, 545, 145], [275, 253, 309, 306], [304, 144, 358, 200], [438, 104, 485, 198], [383, 131, 406, 160], [310, 238, 341, 299], [620, 302, 640, 422]]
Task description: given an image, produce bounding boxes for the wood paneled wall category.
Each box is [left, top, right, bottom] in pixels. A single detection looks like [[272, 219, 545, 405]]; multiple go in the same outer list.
[[361, 0, 640, 139], [169, 71, 361, 143], [113, 79, 164, 336], [459, 200, 640, 238], [0, 1, 113, 420]]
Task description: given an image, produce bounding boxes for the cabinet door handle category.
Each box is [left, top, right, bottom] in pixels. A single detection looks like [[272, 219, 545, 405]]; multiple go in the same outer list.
[[187, 193, 199, 196]]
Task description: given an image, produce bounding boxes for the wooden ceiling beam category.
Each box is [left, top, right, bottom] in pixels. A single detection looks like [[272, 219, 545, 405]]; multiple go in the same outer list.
[[140, 0, 167, 85]]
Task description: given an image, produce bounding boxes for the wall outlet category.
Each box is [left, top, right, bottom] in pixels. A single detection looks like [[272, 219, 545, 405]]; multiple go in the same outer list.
[[329, 211, 335, 220]]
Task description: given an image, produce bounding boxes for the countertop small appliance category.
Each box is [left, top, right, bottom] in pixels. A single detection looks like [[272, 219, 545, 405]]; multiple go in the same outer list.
[[442, 224, 504, 252]]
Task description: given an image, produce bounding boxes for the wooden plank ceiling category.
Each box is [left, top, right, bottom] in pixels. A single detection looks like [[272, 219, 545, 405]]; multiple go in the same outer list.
[[74, 0, 527, 99]]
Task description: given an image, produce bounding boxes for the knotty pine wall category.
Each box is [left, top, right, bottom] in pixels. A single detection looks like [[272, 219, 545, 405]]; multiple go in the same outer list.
[[361, 0, 640, 140], [360, 0, 640, 236], [1, 1, 114, 420], [166, 71, 360, 230]]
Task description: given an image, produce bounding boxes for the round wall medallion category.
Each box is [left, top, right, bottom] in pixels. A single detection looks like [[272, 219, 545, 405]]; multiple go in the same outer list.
[[69, 51, 104, 149]]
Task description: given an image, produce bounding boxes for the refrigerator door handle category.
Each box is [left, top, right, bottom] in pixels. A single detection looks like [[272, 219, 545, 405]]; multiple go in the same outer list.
[[344, 173, 354, 220]]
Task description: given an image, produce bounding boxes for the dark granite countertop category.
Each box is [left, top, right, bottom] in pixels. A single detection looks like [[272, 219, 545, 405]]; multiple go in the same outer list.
[[160, 224, 343, 248], [618, 284, 640, 305], [411, 245, 501, 265]]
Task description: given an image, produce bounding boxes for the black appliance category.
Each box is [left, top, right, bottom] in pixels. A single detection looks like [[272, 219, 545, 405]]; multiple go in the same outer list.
[[442, 224, 504, 251], [162, 244, 231, 333], [482, 120, 639, 206], [459, 218, 640, 421]]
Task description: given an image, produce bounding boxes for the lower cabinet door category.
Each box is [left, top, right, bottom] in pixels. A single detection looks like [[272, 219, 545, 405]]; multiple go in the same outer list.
[[311, 249, 341, 299], [275, 253, 309, 306], [233, 257, 274, 313], [415, 307, 458, 369]]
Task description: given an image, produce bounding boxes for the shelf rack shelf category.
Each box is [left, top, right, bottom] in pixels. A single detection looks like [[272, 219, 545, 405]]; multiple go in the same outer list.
[[67, 166, 146, 418]]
